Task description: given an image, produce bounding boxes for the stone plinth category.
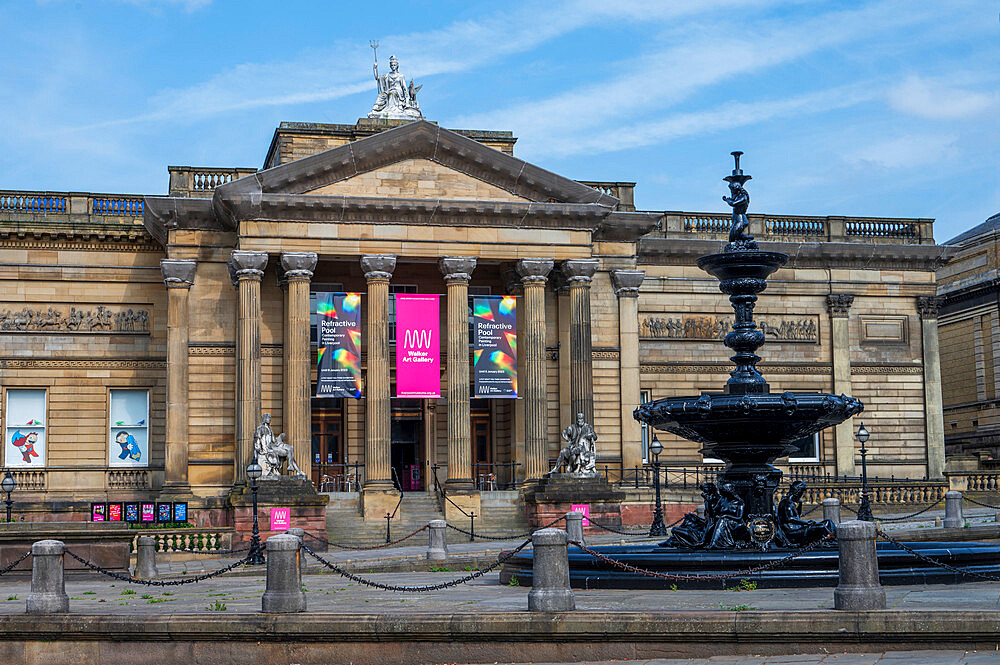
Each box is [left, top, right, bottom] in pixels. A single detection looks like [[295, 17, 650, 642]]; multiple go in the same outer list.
[[228, 477, 328, 550], [522, 475, 625, 532]]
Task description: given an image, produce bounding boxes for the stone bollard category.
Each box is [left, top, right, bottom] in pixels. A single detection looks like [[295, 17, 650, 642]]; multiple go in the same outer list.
[[427, 520, 448, 562], [26, 539, 69, 614], [261, 534, 306, 613], [565, 511, 585, 546], [833, 520, 885, 610], [823, 498, 841, 525], [134, 536, 157, 579], [287, 528, 306, 572], [527, 528, 575, 612], [943, 491, 964, 529]]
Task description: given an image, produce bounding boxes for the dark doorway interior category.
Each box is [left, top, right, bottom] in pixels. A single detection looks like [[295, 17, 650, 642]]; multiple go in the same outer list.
[[391, 399, 424, 491]]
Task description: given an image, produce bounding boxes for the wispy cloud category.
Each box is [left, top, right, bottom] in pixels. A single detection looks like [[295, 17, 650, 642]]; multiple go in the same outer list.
[[846, 134, 958, 169], [888, 75, 997, 120]]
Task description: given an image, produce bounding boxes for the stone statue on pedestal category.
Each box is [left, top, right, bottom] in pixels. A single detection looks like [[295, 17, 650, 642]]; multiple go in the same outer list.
[[253, 413, 305, 479], [549, 412, 598, 477], [368, 42, 423, 120]]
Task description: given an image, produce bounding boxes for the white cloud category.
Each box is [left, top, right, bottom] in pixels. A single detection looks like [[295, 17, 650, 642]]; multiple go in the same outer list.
[[845, 134, 957, 169], [888, 75, 997, 120]]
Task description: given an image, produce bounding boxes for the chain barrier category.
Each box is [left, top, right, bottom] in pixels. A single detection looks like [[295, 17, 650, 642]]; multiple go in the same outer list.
[[444, 513, 567, 542], [799, 503, 821, 518], [873, 498, 943, 523], [586, 516, 681, 536], [876, 527, 1000, 583], [0, 551, 30, 577], [962, 495, 1000, 511], [569, 534, 833, 582], [301, 539, 531, 592], [64, 548, 254, 586], [302, 525, 428, 551], [165, 546, 250, 555]]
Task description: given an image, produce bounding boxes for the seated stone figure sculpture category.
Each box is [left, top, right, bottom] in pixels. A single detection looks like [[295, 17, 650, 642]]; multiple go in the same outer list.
[[253, 413, 305, 479], [775, 480, 836, 547], [704, 482, 747, 549], [549, 412, 597, 477], [664, 482, 719, 548]]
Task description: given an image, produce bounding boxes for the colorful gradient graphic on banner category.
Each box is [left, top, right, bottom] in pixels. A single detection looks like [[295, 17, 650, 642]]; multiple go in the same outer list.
[[395, 294, 440, 398], [315, 292, 363, 398], [473, 296, 517, 398]]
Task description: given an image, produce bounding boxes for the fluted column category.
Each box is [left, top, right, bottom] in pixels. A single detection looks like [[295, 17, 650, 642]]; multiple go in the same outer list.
[[612, 270, 645, 471], [161, 259, 196, 493], [362, 254, 396, 491], [562, 259, 599, 427], [439, 257, 477, 490], [828, 293, 855, 477], [517, 258, 554, 481], [231, 250, 268, 484], [917, 296, 945, 479], [281, 252, 317, 481]]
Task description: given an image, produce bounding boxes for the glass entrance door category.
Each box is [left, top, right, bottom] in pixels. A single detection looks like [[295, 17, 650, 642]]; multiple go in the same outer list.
[[391, 399, 424, 491]]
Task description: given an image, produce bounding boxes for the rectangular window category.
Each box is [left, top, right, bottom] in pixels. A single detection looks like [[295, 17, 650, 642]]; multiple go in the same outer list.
[[788, 433, 820, 462], [639, 389, 650, 464], [4, 388, 46, 467], [108, 389, 149, 467]]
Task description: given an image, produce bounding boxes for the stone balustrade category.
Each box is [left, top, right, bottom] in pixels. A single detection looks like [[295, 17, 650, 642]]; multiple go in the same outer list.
[[168, 166, 257, 197], [945, 470, 1000, 492], [129, 529, 234, 553], [106, 469, 150, 490], [578, 181, 636, 211], [10, 469, 46, 491]]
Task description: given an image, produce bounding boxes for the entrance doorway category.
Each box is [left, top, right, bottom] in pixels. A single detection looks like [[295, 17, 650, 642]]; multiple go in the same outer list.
[[391, 399, 424, 491], [471, 399, 493, 490], [311, 396, 350, 491]]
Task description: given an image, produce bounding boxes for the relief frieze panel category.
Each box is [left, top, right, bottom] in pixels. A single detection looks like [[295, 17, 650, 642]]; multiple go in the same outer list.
[[0, 304, 150, 334], [640, 313, 818, 343]]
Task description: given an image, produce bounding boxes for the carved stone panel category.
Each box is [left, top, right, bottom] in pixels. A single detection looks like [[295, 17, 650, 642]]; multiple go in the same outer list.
[[640, 313, 819, 343], [859, 315, 908, 344], [0, 304, 150, 334]]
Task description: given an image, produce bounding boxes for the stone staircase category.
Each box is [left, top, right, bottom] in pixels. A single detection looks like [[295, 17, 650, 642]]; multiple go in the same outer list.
[[323, 490, 531, 547]]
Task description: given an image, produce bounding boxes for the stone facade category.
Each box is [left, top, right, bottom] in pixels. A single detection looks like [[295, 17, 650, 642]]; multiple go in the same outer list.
[[0, 117, 949, 526]]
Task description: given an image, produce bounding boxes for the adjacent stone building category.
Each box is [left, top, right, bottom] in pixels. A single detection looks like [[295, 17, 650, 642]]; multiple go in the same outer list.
[[0, 117, 949, 526]]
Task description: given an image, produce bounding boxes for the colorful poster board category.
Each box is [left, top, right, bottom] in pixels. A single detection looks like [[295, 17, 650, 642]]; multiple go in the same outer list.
[[394, 294, 440, 398], [315, 293, 363, 398], [141, 502, 155, 522], [108, 503, 123, 522], [91, 503, 106, 522], [571, 503, 591, 526], [125, 503, 139, 522], [156, 503, 172, 522], [472, 296, 518, 398], [173, 502, 188, 522], [270, 507, 290, 531]]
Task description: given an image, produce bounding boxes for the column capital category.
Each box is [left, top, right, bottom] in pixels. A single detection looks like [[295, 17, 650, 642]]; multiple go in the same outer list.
[[280, 252, 318, 281], [611, 269, 644, 297], [826, 293, 855, 317], [228, 250, 268, 285], [516, 258, 554, 284], [561, 258, 599, 284], [916, 295, 941, 319], [438, 256, 477, 283], [361, 254, 397, 281], [160, 259, 196, 288]]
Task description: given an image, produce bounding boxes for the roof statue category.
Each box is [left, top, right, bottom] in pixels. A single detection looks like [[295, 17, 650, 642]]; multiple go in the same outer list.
[[368, 41, 423, 121]]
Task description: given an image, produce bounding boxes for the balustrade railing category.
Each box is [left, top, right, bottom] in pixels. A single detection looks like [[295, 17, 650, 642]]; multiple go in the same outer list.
[[106, 469, 150, 490], [313, 462, 364, 492], [0, 192, 67, 213], [10, 469, 46, 491], [945, 470, 1000, 492], [472, 462, 521, 490], [168, 166, 257, 197], [92, 196, 144, 216], [129, 529, 233, 553], [845, 219, 917, 238]]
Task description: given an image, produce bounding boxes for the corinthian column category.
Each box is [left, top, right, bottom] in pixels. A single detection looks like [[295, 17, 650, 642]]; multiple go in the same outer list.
[[281, 252, 317, 482], [362, 255, 396, 502], [161, 259, 196, 494], [439, 257, 477, 490], [828, 293, 855, 477], [562, 259, 599, 427], [917, 296, 945, 479], [230, 250, 268, 484], [612, 270, 645, 472], [517, 258, 554, 481]]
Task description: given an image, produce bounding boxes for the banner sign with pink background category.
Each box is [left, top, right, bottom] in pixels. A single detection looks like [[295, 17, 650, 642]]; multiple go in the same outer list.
[[395, 294, 441, 398]]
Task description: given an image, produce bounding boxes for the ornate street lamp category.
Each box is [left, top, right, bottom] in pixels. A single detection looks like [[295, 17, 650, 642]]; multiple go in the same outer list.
[[1, 470, 16, 523], [246, 459, 265, 565], [856, 422, 873, 521], [648, 435, 667, 537]]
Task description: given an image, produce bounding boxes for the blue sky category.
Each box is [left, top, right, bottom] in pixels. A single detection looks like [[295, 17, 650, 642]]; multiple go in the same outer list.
[[0, 0, 997, 242]]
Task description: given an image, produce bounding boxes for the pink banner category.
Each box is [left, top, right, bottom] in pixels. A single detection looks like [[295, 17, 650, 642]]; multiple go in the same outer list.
[[395, 294, 441, 398]]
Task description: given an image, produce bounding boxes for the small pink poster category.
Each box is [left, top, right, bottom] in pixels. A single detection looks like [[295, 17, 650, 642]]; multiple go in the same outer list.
[[571, 503, 590, 526], [270, 507, 290, 531], [395, 294, 440, 398]]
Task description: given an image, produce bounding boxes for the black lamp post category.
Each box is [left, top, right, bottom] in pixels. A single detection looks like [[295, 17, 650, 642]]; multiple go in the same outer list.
[[648, 435, 667, 536], [246, 459, 265, 564], [1, 471, 15, 523], [856, 422, 873, 521]]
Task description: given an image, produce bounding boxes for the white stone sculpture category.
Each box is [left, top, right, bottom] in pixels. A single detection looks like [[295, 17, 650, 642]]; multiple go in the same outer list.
[[368, 41, 423, 120], [550, 412, 598, 477], [253, 413, 305, 479]]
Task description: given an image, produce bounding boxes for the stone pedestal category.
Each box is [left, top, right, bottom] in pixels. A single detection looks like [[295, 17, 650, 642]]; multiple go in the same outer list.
[[442, 489, 481, 524], [228, 477, 328, 549], [522, 475, 625, 532]]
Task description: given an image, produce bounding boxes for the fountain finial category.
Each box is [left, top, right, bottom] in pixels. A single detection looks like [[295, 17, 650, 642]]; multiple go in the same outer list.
[[722, 150, 754, 250]]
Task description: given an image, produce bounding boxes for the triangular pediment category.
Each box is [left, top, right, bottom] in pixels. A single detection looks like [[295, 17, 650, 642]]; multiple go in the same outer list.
[[215, 120, 618, 207]]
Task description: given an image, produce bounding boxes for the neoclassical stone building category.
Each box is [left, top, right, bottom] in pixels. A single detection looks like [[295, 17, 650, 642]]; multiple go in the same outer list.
[[0, 117, 949, 525]]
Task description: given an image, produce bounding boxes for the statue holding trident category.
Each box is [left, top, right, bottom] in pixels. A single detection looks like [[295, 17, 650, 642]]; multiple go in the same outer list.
[[368, 40, 423, 120], [723, 151, 756, 251]]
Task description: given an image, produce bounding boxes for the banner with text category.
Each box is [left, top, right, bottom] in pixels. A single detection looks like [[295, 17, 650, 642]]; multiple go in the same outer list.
[[395, 294, 441, 398], [473, 296, 518, 398], [315, 293, 363, 399]]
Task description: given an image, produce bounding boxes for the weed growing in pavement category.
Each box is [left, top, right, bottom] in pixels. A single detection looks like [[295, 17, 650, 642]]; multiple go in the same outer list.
[[464, 565, 475, 571], [141, 593, 153, 599], [719, 603, 754, 611], [508, 575, 520, 587], [206, 600, 227, 612], [147, 598, 172, 604], [6, 595, 16, 601], [727, 579, 757, 592], [82, 591, 96, 595], [429, 566, 450, 572], [121, 589, 135, 595], [670, 584, 678, 591]]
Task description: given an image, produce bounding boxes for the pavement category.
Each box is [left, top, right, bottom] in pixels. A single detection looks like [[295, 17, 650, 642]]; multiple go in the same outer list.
[[482, 654, 1000, 664]]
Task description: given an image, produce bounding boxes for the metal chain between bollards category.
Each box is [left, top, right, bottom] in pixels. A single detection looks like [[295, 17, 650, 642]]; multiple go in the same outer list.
[[444, 513, 567, 541], [876, 527, 1000, 582], [962, 495, 1000, 510], [569, 534, 833, 582], [64, 548, 254, 586], [300, 539, 532, 592], [872, 498, 943, 522], [587, 516, 682, 536], [0, 551, 30, 577], [301, 525, 428, 550]]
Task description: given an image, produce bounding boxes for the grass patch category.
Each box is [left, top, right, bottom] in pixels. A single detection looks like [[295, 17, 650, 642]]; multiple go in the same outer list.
[[147, 598, 172, 604], [141, 593, 153, 599], [206, 600, 227, 612], [6, 595, 17, 601], [508, 575, 520, 587], [727, 579, 757, 592], [429, 566, 451, 573], [720, 603, 755, 612], [121, 589, 136, 595]]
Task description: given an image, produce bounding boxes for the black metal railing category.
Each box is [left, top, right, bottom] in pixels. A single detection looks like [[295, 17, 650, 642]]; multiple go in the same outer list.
[[312, 462, 364, 492], [472, 462, 521, 490]]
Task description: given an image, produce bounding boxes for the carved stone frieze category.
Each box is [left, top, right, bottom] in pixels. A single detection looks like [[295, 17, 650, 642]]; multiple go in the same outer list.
[[0, 304, 150, 334], [640, 314, 818, 342]]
